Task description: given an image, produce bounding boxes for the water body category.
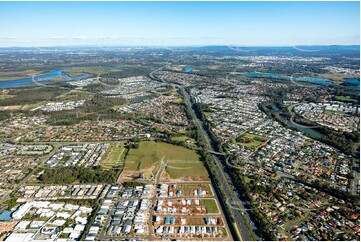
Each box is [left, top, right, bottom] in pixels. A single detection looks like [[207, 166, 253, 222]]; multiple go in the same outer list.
[[243, 72, 333, 86], [0, 68, 94, 88], [0, 210, 12, 221], [278, 114, 324, 139], [185, 66, 193, 73], [244, 72, 285, 79], [269, 105, 323, 139], [0, 69, 68, 88], [271, 103, 281, 112], [343, 78, 360, 91], [293, 77, 332, 86]]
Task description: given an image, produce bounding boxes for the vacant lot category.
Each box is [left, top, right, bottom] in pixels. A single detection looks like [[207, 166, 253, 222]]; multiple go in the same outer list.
[[176, 183, 213, 196], [124, 141, 200, 171], [165, 162, 209, 180], [201, 199, 219, 214], [237, 133, 268, 149], [100, 143, 124, 170]]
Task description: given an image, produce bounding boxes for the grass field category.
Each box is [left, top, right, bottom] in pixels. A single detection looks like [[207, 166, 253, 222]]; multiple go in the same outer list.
[[335, 95, 358, 103], [319, 73, 359, 82], [124, 141, 200, 171], [237, 133, 268, 149], [170, 135, 197, 149], [201, 199, 219, 214], [0, 94, 16, 100], [171, 135, 190, 142], [323, 110, 344, 115], [63, 67, 119, 77], [0, 105, 22, 111], [178, 184, 213, 196], [165, 162, 208, 180], [172, 98, 183, 104], [56, 90, 93, 101], [0, 69, 43, 81], [100, 143, 124, 170], [244, 176, 252, 184]]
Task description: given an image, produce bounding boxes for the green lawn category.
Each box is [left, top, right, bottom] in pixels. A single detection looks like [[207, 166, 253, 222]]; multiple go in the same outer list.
[[323, 110, 344, 115], [335, 95, 358, 102], [172, 98, 183, 104], [201, 199, 219, 214], [171, 135, 190, 142], [171, 135, 197, 149], [237, 133, 268, 149], [124, 141, 200, 171], [244, 176, 252, 184], [165, 162, 209, 180]]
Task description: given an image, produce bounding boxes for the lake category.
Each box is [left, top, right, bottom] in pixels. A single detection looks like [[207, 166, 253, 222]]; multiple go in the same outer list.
[[185, 66, 193, 73]]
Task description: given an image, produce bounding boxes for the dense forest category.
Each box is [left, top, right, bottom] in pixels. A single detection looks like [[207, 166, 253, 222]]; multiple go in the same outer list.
[[38, 166, 120, 184]]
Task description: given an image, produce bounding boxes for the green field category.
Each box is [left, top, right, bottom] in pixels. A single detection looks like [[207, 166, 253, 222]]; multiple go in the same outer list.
[[323, 110, 344, 115], [170, 135, 197, 149], [335, 95, 358, 102], [0, 69, 44, 82], [124, 141, 200, 171], [178, 184, 213, 196], [171, 135, 190, 142], [63, 67, 119, 77], [201, 199, 219, 214], [172, 98, 183, 104], [0, 94, 16, 100], [56, 90, 93, 101], [100, 143, 124, 170], [237, 133, 268, 149], [165, 161, 209, 180]]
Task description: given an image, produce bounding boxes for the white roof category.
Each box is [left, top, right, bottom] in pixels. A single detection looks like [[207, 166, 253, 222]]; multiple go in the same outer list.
[[15, 221, 31, 230], [5, 233, 34, 241]]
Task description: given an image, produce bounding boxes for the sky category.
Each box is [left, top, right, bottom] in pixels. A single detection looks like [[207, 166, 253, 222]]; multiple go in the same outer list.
[[0, 1, 359, 47]]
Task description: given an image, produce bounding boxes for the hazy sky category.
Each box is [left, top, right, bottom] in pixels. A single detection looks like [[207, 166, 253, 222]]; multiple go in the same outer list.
[[0, 1, 359, 47]]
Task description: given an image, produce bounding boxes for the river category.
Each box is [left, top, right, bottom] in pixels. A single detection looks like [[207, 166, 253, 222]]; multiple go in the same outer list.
[[270, 104, 324, 139], [0, 68, 95, 88]]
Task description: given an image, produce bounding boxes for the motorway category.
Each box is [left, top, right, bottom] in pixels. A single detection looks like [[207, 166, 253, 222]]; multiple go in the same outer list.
[[149, 68, 262, 241]]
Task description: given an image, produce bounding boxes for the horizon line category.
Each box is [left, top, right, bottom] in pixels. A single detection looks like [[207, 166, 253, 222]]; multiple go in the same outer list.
[[0, 44, 360, 48]]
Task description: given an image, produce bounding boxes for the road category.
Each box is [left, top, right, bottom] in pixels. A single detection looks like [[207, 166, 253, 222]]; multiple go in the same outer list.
[[149, 68, 262, 241], [350, 158, 360, 196]]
